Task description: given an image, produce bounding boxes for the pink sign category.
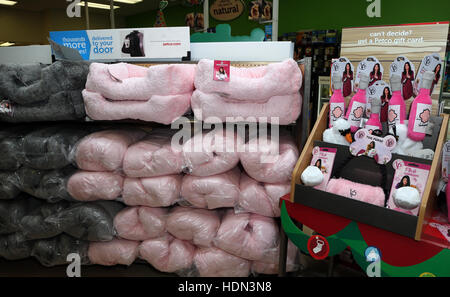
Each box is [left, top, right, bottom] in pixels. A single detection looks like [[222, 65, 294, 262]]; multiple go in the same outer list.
[[213, 60, 230, 82]]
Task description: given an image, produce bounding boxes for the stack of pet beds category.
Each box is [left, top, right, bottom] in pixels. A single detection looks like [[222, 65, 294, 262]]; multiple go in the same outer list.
[[82, 63, 196, 124], [191, 59, 302, 125], [0, 60, 90, 122]]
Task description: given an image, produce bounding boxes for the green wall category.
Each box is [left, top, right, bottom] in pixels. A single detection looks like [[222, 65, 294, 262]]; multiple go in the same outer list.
[[126, 0, 450, 35], [279, 0, 450, 33]]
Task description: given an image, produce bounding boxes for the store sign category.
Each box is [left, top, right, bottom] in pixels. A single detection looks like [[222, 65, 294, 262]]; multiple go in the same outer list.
[[340, 22, 449, 115], [210, 0, 244, 21], [49, 27, 190, 61]]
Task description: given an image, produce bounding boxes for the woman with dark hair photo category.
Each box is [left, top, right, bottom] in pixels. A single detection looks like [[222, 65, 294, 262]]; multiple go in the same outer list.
[[430, 63, 441, 95], [342, 63, 353, 97], [369, 63, 382, 86], [315, 159, 322, 169], [396, 175, 411, 189], [401, 62, 414, 100], [215, 66, 228, 81], [380, 87, 392, 123]]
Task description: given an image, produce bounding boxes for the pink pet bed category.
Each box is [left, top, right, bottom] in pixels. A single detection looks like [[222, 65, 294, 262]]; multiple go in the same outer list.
[[240, 134, 299, 183], [191, 90, 302, 125], [193, 247, 251, 277], [238, 173, 290, 217], [122, 175, 182, 207], [139, 234, 196, 273], [113, 206, 168, 241], [180, 167, 240, 209], [214, 210, 279, 261], [67, 171, 123, 201], [82, 90, 191, 124], [85, 62, 196, 100], [182, 129, 242, 176], [88, 238, 140, 266], [123, 133, 183, 178], [194, 59, 302, 101], [73, 129, 146, 172], [326, 178, 385, 207], [166, 206, 221, 247]]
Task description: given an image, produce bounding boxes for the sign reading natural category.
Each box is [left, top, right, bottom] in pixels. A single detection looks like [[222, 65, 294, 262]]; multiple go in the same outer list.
[[210, 0, 244, 21]]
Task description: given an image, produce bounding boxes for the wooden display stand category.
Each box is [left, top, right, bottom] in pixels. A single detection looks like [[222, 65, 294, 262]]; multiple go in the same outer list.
[[290, 103, 449, 240]]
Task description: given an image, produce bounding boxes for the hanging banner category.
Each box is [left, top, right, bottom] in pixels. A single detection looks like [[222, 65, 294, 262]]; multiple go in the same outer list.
[[340, 21, 449, 115], [210, 0, 244, 21], [49, 27, 190, 61]]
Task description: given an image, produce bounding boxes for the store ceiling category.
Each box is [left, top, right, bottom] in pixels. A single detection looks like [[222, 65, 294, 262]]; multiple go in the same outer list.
[[3, 0, 182, 16]]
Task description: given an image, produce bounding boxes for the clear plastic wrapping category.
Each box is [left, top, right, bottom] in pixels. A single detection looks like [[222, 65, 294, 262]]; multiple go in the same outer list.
[[0, 232, 34, 260], [123, 131, 184, 178], [188, 247, 251, 277], [180, 167, 241, 209], [0, 171, 21, 200], [88, 238, 140, 266], [237, 173, 290, 217], [138, 233, 196, 273], [122, 175, 182, 207], [113, 206, 168, 241], [0, 129, 26, 171], [213, 210, 279, 261], [240, 134, 299, 183], [31, 234, 90, 267], [181, 129, 242, 177], [251, 240, 299, 275], [66, 171, 124, 202], [0, 196, 43, 235], [44, 201, 124, 242], [166, 206, 221, 248], [71, 129, 146, 172]]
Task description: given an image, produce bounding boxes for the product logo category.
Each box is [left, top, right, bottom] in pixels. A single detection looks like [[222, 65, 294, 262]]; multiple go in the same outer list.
[[391, 64, 398, 72], [307, 235, 330, 260], [425, 56, 431, 66], [349, 189, 357, 198], [365, 246, 381, 277], [66, 0, 81, 18], [360, 62, 367, 70]]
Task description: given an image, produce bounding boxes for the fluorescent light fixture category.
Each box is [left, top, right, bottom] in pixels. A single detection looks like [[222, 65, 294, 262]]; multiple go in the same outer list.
[[114, 0, 142, 3], [77, 1, 120, 10], [0, 42, 15, 47], [0, 0, 17, 6]]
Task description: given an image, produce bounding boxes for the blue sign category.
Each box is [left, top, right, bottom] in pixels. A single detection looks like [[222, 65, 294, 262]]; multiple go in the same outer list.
[[49, 30, 91, 60]]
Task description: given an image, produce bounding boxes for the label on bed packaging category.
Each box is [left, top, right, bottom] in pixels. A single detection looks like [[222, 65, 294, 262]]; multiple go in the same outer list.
[[349, 129, 396, 164], [412, 103, 432, 134], [0, 100, 13, 116], [310, 146, 337, 191], [387, 159, 430, 216], [213, 60, 230, 82], [347, 101, 365, 128]]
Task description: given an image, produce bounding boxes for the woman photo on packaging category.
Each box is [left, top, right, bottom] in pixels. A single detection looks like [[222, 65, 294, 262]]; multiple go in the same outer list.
[[401, 62, 414, 100], [396, 175, 411, 189], [369, 63, 382, 86], [380, 87, 392, 123], [215, 67, 228, 81], [342, 63, 353, 97], [430, 63, 441, 95]]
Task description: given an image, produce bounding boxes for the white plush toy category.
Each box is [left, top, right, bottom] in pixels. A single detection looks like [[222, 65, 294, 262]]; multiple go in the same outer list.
[[390, 123, 434, 160], [393, 186, 421, 210], [301, 165, 324, 186], [323, 118, 352, 146]]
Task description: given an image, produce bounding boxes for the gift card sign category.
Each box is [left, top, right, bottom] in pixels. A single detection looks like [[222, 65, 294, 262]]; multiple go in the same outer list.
[[331, 56, 355, 97], [310, 146, 337, 191], [389, 55, 415, 100], [349, 129, 396, 164], [387, 159, 430, 216], [213, 60, 230, 82]]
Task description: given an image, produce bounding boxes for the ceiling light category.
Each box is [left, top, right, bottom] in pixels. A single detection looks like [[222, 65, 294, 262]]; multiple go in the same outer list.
[[0, 42, 15, 47], [77, 1, 120, 10], [0, 0, 17, 6], [114, 0, 142, 4]]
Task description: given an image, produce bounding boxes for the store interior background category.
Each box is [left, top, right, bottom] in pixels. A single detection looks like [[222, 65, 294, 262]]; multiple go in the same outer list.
[[0, 0, 449, 277]]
